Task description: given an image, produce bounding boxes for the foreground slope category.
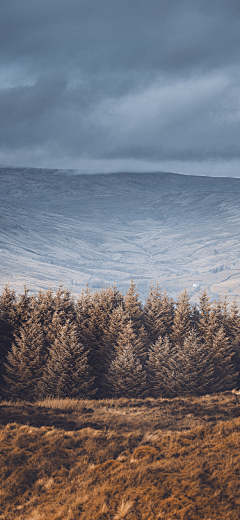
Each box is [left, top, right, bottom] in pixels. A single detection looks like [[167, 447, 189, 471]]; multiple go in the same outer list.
[[1, 168, 240, 300], [0, 394, 240, 519]]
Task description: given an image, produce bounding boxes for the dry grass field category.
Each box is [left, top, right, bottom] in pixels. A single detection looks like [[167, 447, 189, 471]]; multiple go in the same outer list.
[[1, 393, 240, 519]]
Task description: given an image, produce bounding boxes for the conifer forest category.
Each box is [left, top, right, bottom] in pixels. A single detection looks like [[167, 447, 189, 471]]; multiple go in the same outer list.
[[1, 280, 239, 401]]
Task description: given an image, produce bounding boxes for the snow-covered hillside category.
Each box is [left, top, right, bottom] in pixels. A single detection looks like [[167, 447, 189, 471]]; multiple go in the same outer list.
[[1, 167, 240, 301]]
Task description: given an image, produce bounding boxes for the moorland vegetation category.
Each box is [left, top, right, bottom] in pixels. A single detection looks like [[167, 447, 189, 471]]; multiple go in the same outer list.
[[0, 394, 240, 519]]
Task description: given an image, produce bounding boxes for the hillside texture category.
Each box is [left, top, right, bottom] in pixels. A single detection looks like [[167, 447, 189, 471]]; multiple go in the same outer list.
[[1, 168, 240, 301]]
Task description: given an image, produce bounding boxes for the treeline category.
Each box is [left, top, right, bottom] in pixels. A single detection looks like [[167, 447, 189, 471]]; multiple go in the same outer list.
[[0, 281, 239, 401]]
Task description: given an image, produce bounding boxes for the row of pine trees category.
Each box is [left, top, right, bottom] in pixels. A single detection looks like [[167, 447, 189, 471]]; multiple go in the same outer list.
[[0, 281, 239, 401]]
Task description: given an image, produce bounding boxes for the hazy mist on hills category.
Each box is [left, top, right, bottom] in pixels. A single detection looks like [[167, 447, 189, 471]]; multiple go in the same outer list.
[[1, 167, 240, 302]]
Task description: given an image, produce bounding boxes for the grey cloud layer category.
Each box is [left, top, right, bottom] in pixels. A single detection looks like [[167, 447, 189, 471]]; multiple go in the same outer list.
[[1, 0, 240, 172]]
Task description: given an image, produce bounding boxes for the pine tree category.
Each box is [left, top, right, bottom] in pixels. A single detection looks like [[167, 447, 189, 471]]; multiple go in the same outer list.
[[124, 280, 148, 361], [115, 319, 146, 362], [191, 303, 201, 331], [4, 315, 46, 401], [124, 280, 143, 330], [106, 345, 146, 398], [197, 290, 217, 348], [101, 306, 147, 396], [104, 310, 148, 398], [102, 304, 128, 364], [170, 331, 217, 396], [146, 335, 174, 397], [76, 285, 124, 397], [197, 290, 212, 334], [55, 285, 76, 320], [0, 285, 17, 395], [31, 285, 77, 362], [225, 299, 240, 342], [32, 287, 56, 352], [171, 289, 192, 346], [0, 285, 16, 324], [143, 284, 174, 344], [225, 299, 240, 387], [15, 285, 33, 329], [210, 297, 228, 334], [210, 326, 237, 392], [40, 320, 95, 399], [197, 293, 234, 382]]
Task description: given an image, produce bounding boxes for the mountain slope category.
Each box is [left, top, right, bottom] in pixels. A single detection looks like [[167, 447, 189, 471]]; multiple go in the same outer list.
[[1, 167, 240, 301]]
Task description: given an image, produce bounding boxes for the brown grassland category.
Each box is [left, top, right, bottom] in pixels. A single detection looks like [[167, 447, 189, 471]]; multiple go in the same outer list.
[[0, 392, 240, 519]]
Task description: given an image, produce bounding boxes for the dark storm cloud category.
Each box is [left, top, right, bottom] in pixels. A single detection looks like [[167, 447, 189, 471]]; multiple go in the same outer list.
[[0, 0, 240, 173], [1, 0, 240, 74]]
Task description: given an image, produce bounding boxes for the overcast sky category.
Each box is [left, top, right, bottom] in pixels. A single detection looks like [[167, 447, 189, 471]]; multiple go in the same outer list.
[[1, 0, 240, 176]]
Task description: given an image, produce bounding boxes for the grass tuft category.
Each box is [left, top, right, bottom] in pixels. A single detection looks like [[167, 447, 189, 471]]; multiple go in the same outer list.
[[114, 500, 133, 519]]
